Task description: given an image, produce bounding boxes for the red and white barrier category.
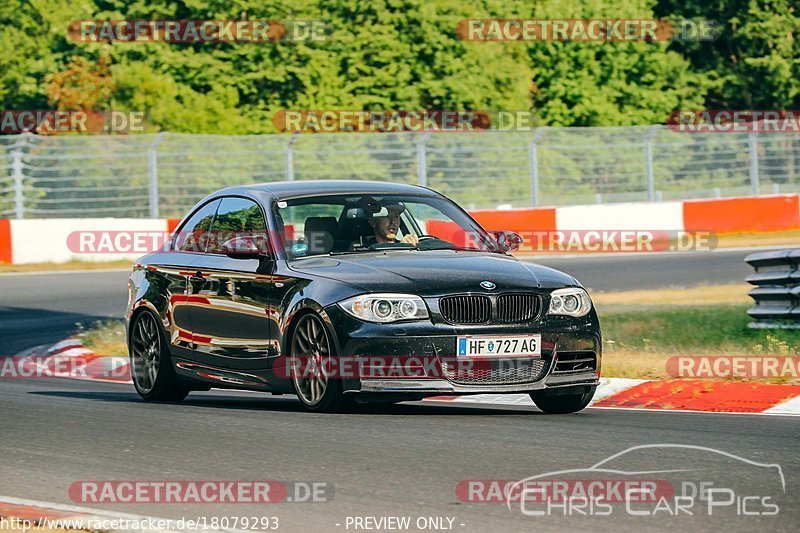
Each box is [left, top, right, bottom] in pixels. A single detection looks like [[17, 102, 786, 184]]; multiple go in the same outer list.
[[472, 193, 800, 235], [6, 218, 172, 264], [0, 194, 798, 264]]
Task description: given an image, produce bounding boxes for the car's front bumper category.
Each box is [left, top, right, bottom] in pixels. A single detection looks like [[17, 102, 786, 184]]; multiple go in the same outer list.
[[356, 369, 599, 395], [323, 305, 601, 397]]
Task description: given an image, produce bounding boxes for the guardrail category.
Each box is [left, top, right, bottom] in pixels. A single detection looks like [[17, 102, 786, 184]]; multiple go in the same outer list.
[[745, 249, 800, 328]]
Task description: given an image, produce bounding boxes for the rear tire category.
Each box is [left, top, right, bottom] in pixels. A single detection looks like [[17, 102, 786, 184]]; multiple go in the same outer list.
[[530, 387, 595, 414], [289, 312, 352, 413], [130, 310, 189, 402]]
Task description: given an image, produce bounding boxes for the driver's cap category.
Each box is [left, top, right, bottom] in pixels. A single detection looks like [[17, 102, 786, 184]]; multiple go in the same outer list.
[[373, 203, 406, 217]]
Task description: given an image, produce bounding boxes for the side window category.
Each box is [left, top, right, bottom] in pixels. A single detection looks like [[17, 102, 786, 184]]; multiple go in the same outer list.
[[206, 197, 268, 255], [174, 199, 220, 253], [276, 203, 344, 254]]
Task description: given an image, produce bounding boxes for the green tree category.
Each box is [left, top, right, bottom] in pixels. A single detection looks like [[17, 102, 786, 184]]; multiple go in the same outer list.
[[655, 0, 800, 109]]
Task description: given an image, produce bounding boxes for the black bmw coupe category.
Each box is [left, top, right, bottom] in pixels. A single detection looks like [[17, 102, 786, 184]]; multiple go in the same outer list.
[[125, 181, 601, 413]]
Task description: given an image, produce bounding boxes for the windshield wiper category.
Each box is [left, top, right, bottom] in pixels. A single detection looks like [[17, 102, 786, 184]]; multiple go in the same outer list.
[[415, 244, 494, 252], [328, 249, 387, 256]]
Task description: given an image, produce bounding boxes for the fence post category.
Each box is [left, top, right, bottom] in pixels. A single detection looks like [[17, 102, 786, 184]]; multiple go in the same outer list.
[[749, 132, 759, 196], [147, 132, 166, 218], [645, 126, 658, 201], [11, 148, 24, 219], [416, 132, 429, 187], [286, 133, 298, 181], [529, 128, 546, 206]]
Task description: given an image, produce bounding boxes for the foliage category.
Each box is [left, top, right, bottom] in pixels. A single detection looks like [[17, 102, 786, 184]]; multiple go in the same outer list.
[[4, 0, 790, 132], [655, 0, 800, 110], [46, 54, 114, 110]]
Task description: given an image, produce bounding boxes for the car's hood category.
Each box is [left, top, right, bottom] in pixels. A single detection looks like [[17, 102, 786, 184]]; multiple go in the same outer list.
[[287, 250, 578, 295]]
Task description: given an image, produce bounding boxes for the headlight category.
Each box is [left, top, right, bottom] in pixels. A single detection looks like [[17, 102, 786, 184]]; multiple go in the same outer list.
[[548, 288, 592, 317], [338, 293, 429, 323]]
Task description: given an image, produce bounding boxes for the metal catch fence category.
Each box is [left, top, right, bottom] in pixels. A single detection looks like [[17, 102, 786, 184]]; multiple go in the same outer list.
[[1, 127, 798, 219]]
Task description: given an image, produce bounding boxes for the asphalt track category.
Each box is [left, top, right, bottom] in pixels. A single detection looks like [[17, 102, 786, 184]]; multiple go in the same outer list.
[[0, 377, 797, 532], [0, 246, 780, 354], [0, 246, 798, 532]]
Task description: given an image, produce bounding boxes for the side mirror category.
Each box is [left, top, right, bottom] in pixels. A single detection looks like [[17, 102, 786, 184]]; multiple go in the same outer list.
[[490, 230, 523, 253], [221, 236, 271, 260]]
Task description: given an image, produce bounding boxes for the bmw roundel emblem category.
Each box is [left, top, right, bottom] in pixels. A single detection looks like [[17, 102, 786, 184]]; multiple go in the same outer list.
[[480, 280, 496, 290]]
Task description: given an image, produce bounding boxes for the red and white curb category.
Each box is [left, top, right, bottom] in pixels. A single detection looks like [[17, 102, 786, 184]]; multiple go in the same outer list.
[[428, 377, 800, 415], [0, 495, 238, 533], [14, 338, 800, 416], [7, 337, 130, 383]]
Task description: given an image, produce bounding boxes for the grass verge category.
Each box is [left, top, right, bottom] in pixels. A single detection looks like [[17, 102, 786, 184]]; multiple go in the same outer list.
[[81, 320, 128, 357], [714, 229, 800, 249], [600, 305, 799, 382]]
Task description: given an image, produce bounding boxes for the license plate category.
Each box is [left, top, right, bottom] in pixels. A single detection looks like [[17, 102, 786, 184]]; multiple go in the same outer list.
[[456, 335, 541, 357]]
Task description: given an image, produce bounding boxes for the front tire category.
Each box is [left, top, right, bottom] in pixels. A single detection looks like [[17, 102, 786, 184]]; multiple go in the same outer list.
[[530, 387, 595, 414], [130, 310, 189, 402], [289, 312, 350, 413]]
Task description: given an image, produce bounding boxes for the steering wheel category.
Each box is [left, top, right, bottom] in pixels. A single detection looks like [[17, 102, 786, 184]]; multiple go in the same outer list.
[[416, 235, 436, 242]]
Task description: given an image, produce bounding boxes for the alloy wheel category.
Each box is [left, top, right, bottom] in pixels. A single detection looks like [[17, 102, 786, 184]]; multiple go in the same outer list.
[[291, 314, 331, 406], [131, 312, 161, 394]]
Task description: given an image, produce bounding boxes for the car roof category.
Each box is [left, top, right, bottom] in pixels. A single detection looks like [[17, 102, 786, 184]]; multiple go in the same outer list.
[[213, 180, 440, 201]]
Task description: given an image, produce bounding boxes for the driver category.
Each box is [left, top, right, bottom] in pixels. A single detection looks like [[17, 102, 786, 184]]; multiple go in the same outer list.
[[366, 203, 419, 246]]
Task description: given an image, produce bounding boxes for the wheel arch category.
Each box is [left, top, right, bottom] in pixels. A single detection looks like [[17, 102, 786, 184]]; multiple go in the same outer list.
[[127, 299, 169, 351], [282, 299, 341, 358]]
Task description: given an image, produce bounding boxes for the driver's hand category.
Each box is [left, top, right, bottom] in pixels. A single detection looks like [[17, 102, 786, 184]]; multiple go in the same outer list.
[[401, 234, 419, 245]]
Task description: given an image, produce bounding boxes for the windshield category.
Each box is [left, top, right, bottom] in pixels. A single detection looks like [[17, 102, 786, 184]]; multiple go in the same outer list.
[[273, 193, 500, 259]]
